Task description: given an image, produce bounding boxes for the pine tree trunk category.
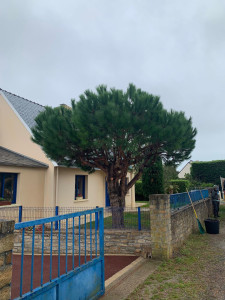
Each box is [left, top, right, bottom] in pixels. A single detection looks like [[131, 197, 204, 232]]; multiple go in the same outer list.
[[111, 206, 124, 229], [107, 181, 126, 228]]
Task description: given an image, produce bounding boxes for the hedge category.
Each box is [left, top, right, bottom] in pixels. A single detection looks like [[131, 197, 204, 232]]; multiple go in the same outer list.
[[170, 179, 190, 193], [135, 180, 146, 201], [191, 160, 225, 186], [142, 157, 164, 197]]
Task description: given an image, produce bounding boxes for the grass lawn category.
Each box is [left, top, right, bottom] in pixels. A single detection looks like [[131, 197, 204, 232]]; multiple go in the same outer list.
[[79, 211, 150, 230], [135, 201, 149, 208], [127, 205, 225, 300]]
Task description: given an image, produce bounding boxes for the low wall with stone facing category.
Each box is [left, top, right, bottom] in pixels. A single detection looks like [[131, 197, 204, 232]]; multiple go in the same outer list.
[[0, 219, 15, 300], [149, 193, 213, 259], [171, 198, 212, 250], [104, 230, 151, 255], [13, 229, 151, 256]]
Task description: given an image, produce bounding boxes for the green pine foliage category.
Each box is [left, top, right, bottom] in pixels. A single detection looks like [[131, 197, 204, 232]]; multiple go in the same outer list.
[[191, 161, 225, 186], [32, 84, 197, 226], [142, 157, 164, 197]]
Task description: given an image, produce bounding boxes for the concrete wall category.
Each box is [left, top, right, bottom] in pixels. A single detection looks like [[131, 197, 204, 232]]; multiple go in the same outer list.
[[0, 219, 15, 300]]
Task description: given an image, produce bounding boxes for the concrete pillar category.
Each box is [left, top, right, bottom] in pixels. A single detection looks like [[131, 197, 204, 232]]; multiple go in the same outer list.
[[149, 194, 172, 259], [0, 219, 15, 300]]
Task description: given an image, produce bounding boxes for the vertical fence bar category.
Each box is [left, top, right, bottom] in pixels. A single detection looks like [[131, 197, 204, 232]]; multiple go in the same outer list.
[[30, 225, 35, 291], [58, 220, 61, 277], [84, 214, 87, 263], [90, 213, 92, 260], [66, 219, 68, 273], [41, 224, 45, 286], [72, 217, 75, 269], [95, 206, 99, 231], [20, 228, 25, 297], [50, 222, 53, 282], [138, 207, 141, 231], [95, 214, 97, 257], [99, 208, 105, 293], [79, 216, 81, 267], [55, 206, 59, 230], [19, 205, 23, 223]]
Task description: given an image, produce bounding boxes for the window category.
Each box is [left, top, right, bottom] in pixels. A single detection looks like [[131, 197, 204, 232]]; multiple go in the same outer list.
[[0, 173, 18, 204], [75, 175, 86, 200]]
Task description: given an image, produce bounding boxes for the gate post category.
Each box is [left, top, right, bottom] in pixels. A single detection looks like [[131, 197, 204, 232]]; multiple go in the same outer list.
[[0, 219, 15, 300], [18, 206, 22, 223], [149, 194, 172, 259]]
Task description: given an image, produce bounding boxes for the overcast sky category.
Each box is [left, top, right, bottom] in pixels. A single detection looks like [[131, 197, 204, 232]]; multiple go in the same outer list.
[[1, 1, 225, 170]]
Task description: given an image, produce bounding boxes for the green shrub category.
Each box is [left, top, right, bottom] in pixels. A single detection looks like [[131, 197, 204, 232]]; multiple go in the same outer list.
[[142, 157, 164, 197], [135, 180, 146, 201], [170, 179, 190, 193]]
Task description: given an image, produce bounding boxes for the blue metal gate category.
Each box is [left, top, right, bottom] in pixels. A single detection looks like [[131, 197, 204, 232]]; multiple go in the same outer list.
[[14, 208, 105, 300]]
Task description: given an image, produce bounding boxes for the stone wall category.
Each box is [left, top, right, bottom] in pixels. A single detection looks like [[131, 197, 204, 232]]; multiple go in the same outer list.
[[171, 198, 212, 250], [149, 194, 172, 259], [0, 219, 15, 300], [13, 229, 151, 256], [104, 230, 151, 255], [149, 193, 212, 259]]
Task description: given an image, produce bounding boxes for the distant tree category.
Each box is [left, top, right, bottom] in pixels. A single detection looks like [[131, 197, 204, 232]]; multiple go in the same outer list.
[[32, 84, 197, 228], [142, 157, 164, 198]]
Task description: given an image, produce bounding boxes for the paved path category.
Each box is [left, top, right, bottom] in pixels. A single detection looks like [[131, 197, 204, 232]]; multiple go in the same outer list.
[[203, 218, 225, 299], [102, 257, 160, 300]]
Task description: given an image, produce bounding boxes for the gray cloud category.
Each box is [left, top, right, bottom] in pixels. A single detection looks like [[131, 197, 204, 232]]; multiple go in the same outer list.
[[1, 0, 225, 169]]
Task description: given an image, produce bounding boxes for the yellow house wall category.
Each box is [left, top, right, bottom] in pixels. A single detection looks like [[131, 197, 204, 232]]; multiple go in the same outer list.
[[57, 167, 105, 208], [57, 167, 135, 208], [0, 94, 55, 207], [0, 166, 45, 207], [125, 172, 136, 207]]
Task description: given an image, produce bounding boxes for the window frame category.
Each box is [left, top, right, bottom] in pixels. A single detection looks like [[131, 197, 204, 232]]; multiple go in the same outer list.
[[0, 173, 18, 204], [75, 175, 86, 200]]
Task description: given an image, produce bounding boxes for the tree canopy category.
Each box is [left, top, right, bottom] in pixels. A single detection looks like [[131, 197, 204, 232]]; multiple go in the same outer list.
[[32, 84, 197, 220]]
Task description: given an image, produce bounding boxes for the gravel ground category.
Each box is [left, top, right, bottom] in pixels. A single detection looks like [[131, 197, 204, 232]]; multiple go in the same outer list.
[[201, 220, 225, 299]]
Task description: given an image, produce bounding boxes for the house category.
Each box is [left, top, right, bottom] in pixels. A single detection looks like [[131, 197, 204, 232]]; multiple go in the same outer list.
[[178, 160, 193, 179], [0, 89, 135, 208]]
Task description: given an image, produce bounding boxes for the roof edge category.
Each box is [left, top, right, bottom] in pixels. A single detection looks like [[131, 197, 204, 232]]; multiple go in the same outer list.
[[0, 90, 33, 135], [0, 146, 49, 168]]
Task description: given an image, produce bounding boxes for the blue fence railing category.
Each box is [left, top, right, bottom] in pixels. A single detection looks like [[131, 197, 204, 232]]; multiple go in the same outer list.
[[170, 189, 209, 210], [13, 208, 105, 300], [0, 205, 150, 231]]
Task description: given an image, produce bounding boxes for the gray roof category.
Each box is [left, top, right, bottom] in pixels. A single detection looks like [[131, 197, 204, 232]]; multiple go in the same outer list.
[[0, 146, 48, 168], [0, 89, 45, 130]]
